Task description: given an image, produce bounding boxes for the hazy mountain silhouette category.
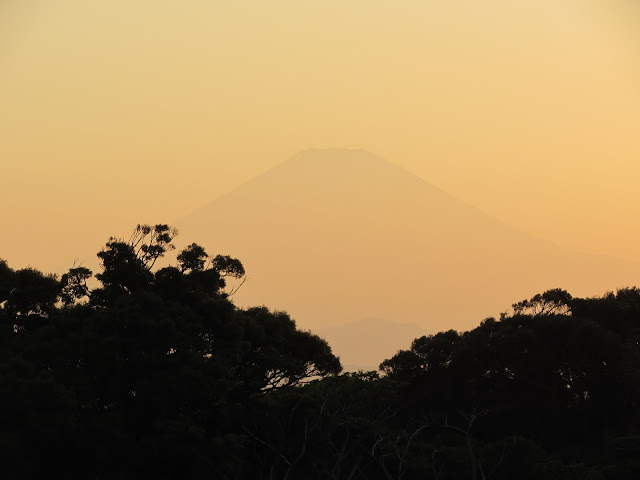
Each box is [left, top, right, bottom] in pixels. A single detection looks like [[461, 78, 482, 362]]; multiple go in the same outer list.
[[315, 318, 424, 371], [178, 149, 639, 366]]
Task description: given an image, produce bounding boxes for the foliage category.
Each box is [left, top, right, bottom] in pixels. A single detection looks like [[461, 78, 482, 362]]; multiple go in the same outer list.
[[3, 231, 640, 478], [0, 224, 340, 478], [509, 288, 573, 316]]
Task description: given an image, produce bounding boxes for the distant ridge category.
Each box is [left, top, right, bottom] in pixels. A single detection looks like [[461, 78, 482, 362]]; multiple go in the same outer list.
[[178, 149, 639, 366], [315, 317, 424, 371]]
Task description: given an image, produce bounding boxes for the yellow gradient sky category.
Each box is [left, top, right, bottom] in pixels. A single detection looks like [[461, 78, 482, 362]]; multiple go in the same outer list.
[[1, 0, 640, 272]]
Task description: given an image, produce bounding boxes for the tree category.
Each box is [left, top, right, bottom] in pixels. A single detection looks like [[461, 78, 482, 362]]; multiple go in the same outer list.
[[8, 227, 640, 479], [60, 266, 92, 305], [2, 266, 60, 321], [92, 224, 178, 304], [234, 307, 342, 395], [379, 330, 460, 377], [176, 243, 208, 273], [129, 223, 179, 269], [0, 259, 12, 304], [173, 243, 246, 299], [0, 223, 346, 478], [509, 288, 572, 316]]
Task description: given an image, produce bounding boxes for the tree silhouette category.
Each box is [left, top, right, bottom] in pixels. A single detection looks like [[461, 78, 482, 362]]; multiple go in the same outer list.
[[0, 225, 342, 478], [4, 229, 640, 478]]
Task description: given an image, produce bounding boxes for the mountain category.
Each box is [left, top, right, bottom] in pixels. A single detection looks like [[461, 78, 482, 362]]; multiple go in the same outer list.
[[177, 149, 639, 366], [315, 318, 424, 372]]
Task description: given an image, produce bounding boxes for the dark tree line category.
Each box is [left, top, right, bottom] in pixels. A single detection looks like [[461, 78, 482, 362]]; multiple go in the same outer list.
[[2, 225, 640, 478]]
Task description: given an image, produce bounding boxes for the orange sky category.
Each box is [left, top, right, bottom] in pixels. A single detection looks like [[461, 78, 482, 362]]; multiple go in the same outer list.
[[1, 0, 640, 272]]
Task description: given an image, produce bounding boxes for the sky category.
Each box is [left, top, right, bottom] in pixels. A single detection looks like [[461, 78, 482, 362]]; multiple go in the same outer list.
[[1, 0, 640, 273]]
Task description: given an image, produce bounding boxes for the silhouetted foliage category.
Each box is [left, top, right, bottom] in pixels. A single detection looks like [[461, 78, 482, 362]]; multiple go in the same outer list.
[[60, 266, 92, 305], [0, 225, 340, 479], [510, 287, 573, 316], [176, 242, 208, 273], [2, 232, 640, 478]]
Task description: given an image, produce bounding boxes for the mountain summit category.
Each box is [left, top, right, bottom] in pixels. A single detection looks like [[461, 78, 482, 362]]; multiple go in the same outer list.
[[178, 149, 638, 366]]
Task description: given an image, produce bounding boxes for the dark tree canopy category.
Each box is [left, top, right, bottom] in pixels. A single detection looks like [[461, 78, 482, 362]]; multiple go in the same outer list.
[[0, 224, 341, 478], [2, 232, 640, 479], [509, 287, 573, 316], [176, 242, 208, 273], [2, 266, 60, 320]]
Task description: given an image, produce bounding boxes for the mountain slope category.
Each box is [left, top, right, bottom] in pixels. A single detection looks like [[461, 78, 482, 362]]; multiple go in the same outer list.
[[177, 149, 639, 365]]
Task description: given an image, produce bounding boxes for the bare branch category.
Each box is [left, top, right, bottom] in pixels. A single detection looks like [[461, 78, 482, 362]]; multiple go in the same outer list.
[[228, 275, 248, 297]]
